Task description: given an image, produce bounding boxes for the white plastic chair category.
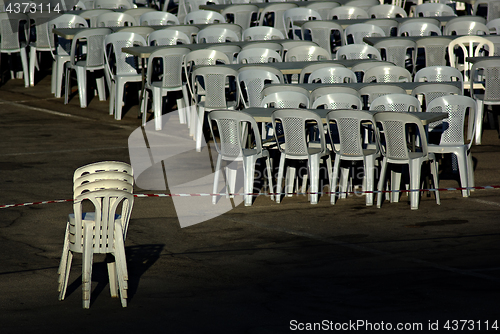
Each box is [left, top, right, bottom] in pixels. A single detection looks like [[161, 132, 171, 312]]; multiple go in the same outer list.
[[398, 21, 442, 36], [414, 66, 464, 92], [312, 92, 363, 110], [96, 12, 137, 27], [486, 17, 500, 35], [271, 109, 332, 204], [64, 28, 112, 108], [284, 45, 331, 62], [344, 0, 379, 11], [79, 9, 113, 27], [368, 4, 407, 18], [104, 32, 147, 120], [94, 0, 133, 9], [473, 0, 500, 22], [73, 171, 134, 191], [310, 86, 360, 104], [370, 93, 421, 112], [0, 13, 29, 88], [242, 26, 285, 41], [261, 90, 310, 109], [283, 7, 322, 39], [184, 10, 226, 24], [301, 21, 344, 55], [299, 63, 345, 83], [236, 48, 282, 64], [373, 38, 416, 71], [411, 83, 462, 112], [196, 27, 240, 43], [141, 47, 191, 130], [238, 67, 283, 108], [58, 188, 134, 308], [118, 26, 154, 41], [124, 7, 156, 23], [47, 14, 89, 98], [427, 95, 476, 197], [147, 29, 191, 46], [221, 4, 259, 30], [326, 109, 379, 205], [359, 84, 407, 109], [241, 42, 283, 56], [258, 3, 297, 34], [374, 112, 440, 210], [28, 13, 56, 87], [336, 44, 382, 60], [448, 36, 495, 85], [415, 36, 451, 67], [208, 110, 274, 206], [210, 44, 241, 64], [306, 1, 341, 21], [329, 6, 369, 20], [73, 161, 133, 182], [363, 64, 412, 83], [351, 60, 393, 82], [444, 20, 489, 36], [139, 11, 179, 26], [414, 2, 456, 16], [344, 23, 386, 45], [308, 67, 357, 84]]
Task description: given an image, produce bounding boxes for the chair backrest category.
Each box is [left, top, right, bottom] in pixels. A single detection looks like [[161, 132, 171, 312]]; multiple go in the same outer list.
[[196, 27, 240, 43], [237, 48, 282, 64], [258, 3, 297, 34], [148, 29, 191, 46], [97, 12, 136, 27], [0, 12, 28, 50], [374, 112, 428, 160], [222, 4, 259, 30], [448, 36, 495, 82], [139, 11, 179, 26], [444, 20, 489, 35], [415, 36, 450, 67], [373, 38, 416, 69], [242, 42, 283, 56], [336, 44, 382, 60], [471, 59, 500, 102], [312, 92, 363, 110], [368, 4, 407, 18], [301, 20, 344, 54], [486, 17, 500, 34], [125, 7, 156, 23], [281, 40, 318, 56], [70, 27, 111, 68], [48, 14, 89, 56], [363, 64, 412, 83], [208, 110, 264, 158], [262, 85, 311, 102], [118, 26, 154, 41], [299, 63, 345, 83], [79, 9, 113, 27], [326, 109, 377, 156], [72, 189, 134, 253], [164, 25, 199, 43], [427, 95, 476, 147], [308, 66, 357, 83], [238, 67, 283, 107], [344, 0, 380, 11], [74, 171, 134, 191], [261, 91, 310, 109], [306, 1, 341, 20], [351, 60, 392, 81], [283, 7, 322, 39], [94, 0, 133, 9], [414, 2, 456, 16], [310, 86, 360, 103], [344, 23, 386, 45], [242, 26, 285, 41], [358, 84, 407, 109], [192, 66, 240, 109], [271, 109, 327, 156], [414, 66, 463, 91], [329, 6, 369, 20], [366, 18, 399, 37], [284, 45, 331, 61], [104, 31, 146, 76], [474, 0, 500, 22], [147, 47, 190, 89], [370, 93, 421, 112], [184, 10, 226, 24], [74, 161, 133, 182], [398, 21, 442, 36], [412, 83, 463, 112]]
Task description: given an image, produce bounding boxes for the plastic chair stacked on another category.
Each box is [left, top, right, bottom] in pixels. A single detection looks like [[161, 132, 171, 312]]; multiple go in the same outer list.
[[427, 95, 476, 197], [271, 109, 332, 204], [0, 13, 30, 88], [64, 28, 112, 108], [374, 112, 440, 210], [208, 110, 274, 207]]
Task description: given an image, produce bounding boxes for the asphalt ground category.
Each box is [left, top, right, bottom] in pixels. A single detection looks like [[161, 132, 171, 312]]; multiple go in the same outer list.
[[1, 65, 500, 334]]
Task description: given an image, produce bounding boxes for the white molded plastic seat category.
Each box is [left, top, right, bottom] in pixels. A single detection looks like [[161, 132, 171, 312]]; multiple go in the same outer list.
[[94, 0, 133, 9], [73, 161, 133, 182], [221, 4, 259, 30], [411, 83, 462, 112], [238, 66, 283, 108], [301, 21, 344, 55], [299, 63, 345, 83], [368, 4, 407, 18], [329, 6, 369, 20], [344, 23, 385, 45], [370, 93, 421, 112], [470, 59, 500, 145], [196, 27, 240, 43], [351, 60, 392, 81], [415, 36, 451, 67], [184, 10, 226, 24], [359, 84, 407, 109], [373, 38, 416, 70], [47, 14, 89, 98], [272, 109, 332, 204], [306, 1, 341, 20], [124, 7, 156, 23], [448, 36, 494, 85], [283, 7, 322, 39], [312, 92, 363, 110], [284, 45, 331, 62], [336, 44, 382, 60], [96, 12, 136, 27], [414, 66, 464, 92], [79, 9, 113, 27], [118, 26, 154, 41], [344, 0, 379, 11], [58, 188, 134, 308], [326, 109, 379, 205], [142, 47, 191, 130], [310, 86, 360, 104], [308, 66, 357, 84], [414, 2, 456, 16], [261, 90, 310, 109], [366, 18, 399, 37], [208, 110, 274, 206], [374, 112, 440, 210], [147, 29, 191, 46], [363, 64, 412, 83], [64, 28, 112, 108], [242, 42, 283, 57], [427, 95, 476, 197], [258, 3, 297, 34], [164, 25, 199, 43], [104, 32, 146, 120], [28, 13, 57, 87], [74, 171, 134, 191], [0, 13, 30, 88], [210, 44, 241, 64], [398, 21, 442, 36], [473, 0, 500, 22], [139, 11, 179, 26], [242, 26, 285, 41], [486, 17, 500, 35], [237, 48, 282, 64], [444, 20, 489, 36]]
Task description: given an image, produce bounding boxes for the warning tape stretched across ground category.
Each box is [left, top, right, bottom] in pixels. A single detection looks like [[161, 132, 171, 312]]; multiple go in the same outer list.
[[1, 185, 500, 209]]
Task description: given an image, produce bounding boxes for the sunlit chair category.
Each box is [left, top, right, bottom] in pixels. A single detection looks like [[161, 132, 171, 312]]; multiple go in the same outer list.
[[94, 0, 133, 9], [444, 20, 489, 35], [237, 48, 282, 64], [486, 17, 500, 34], [373, 38, 416, 71], [411, 83, 462, 112], [368, 4, 407, 18], [370, 93, 421, 112], [258, 3, 297, 34], [283, 7, 322, 39], [284, 45, 331, 61], [221, 4, 259, 30], [184, 10, 226, 24], [73, 161, 133, 182], [301, 21, 344, 55], [238, 66, 284, 108], [415, 36, 451, 68], [124, 7, 156, 23], [139, 11, 179, 26], [196, 27, 240, 43], [79, 9, 113, 27], [242, 26, 285, 41], [29, 12, 57, 86], [398, 21, 442, 36], [351, 60, 392, 81], [312, 92, 363, 110], [473, 0, 500, 22], [336, 44, 382, 60], [308, 66, 357, 83], [96, 12, 137, 27], [344, 23, 385, 45], [299, 63, 345, 83], [0, 13, 29, 87], [414, 66, 463, 92], [358, 84, 407, 110], [362, 64, 412, 83], [448, 35, 494, 85], [306, 1, 341, 20], [329, 6, 369, 20], [366, 18, 399, 37], [147, 29, 191, 46], [414, 2, 456, 16], [344, 0, 379, 11]]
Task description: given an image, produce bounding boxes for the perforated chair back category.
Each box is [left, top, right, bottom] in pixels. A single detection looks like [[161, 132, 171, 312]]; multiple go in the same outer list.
[[312, 93, 363, 110], [336, 44, 382, 60], [258, 3, 297, 34], [414, 66, 463, 91], [368, 4, 407, 18], [310, 86, 360, 103], [184, 10, 226, 24], [196, 27, 240, 43], [444, 20, 488, 36], [48, 14, 89, 56], [237, 48, 282, 64], [363, 64, 412, 83], [308, 67, 357, 83], [147, 47, 190, 90], [96, 12, 136, 27], [148, 29, 191, 46], [345, 23, 385, 45], [104, 31, 146, 76], [222, 4, 259, 30], [398, 21, 442, 36], [299, 63, 345, 83], [139, 11, 179, 26], [70, 27, 111, 69], [238, 67, 283, 107], [261, 91, 310, 109], [329, 6, 369, 19], [373, 38, 416, 69], [284, 45, 331, 61], [358, 84, 407, 109], [370, 93, 421, 112], [192, 66, 240, 109], [411, 83, 462, 111], [414, 2, 456, 16], [471, 59, 500, 103], [306, 1, 341, 20], [474, 0, 500, 22], [301, 20, 344, 54], [415, 36, 450, 67], [242, 26, 285, 41]]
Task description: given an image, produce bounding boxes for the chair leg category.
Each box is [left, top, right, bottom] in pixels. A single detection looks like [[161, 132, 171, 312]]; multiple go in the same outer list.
[[177, 96, 186, 124], [107, 259, 118, 298], [141, 89, 150, 127], [331, 155, 341, 205], [454, 148, 469, 197], [467, 151, 475, 194], [20, 48, 29, 88], [114, 223, 128, 308], [82, 222, 94, 309], [58, 251, 73, 301], [225, 164, 237, 199], [308, 154, 320, 205], [212, 156, 222, 205], [475, 99, 484, 145], [152, 87, 163, 131], [276, 154, 286, 203], [377, 158, 388, 208], [195, 105, 205, 152], [109, 81, 115, 116], [409, 159, 423, 210], [390, 169, 402, 203], [51, 60, 57, 94], [55, 59, 66, 98], [265, 156, 274, 201], [364, 156, 375, 206], [64, 66, 71, 105], [95, 72, 106, 101], [430, 158, 440, 205], [114, 80, 125, 120], [29, 47, 37, 87], [243, 156, 257, 206], [76, 67, 87, 108]]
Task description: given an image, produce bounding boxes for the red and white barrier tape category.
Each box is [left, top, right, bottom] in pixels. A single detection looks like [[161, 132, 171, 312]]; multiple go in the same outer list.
[[1, 185, 500, 209]]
